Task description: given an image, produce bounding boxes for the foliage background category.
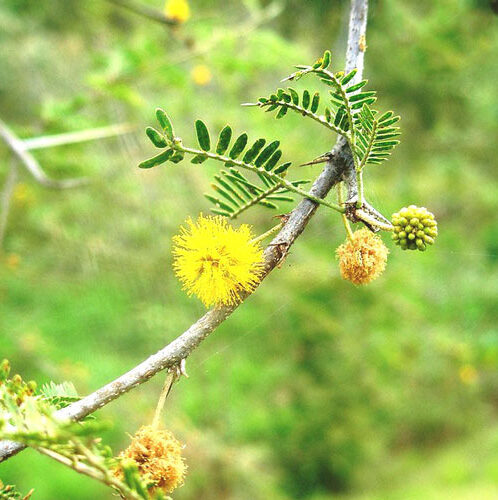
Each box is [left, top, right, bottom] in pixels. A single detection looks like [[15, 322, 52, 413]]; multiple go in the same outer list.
[[0, 0, 497, 498]]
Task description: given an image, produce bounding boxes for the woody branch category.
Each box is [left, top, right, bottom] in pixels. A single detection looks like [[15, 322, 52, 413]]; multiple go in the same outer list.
[[0, 0, 370, 462]]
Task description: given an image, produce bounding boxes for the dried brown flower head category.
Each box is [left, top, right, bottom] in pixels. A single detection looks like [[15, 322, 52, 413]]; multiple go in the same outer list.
[[336, 228, 389, 285], [115, 425, 187, 494]]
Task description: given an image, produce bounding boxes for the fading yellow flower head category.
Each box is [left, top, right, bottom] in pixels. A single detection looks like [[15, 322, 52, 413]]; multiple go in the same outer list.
[[115, 425, 186, 494], [164, 0, 190, 23], [191, 64, 212, 86], [173, 215, 264, 308], [336, 228, 388, 285]]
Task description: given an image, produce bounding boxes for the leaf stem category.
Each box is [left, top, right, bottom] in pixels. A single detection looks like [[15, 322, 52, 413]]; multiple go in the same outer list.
[[337, 183, 354, 241], [251, 222, 284, 244], [356, 169, 364, 208], [255, 100, 346, 137], [177, 145, 345, 213]]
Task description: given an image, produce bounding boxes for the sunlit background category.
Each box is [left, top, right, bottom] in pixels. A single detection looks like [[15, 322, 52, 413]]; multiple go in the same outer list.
[[1, 0, 497, 498]]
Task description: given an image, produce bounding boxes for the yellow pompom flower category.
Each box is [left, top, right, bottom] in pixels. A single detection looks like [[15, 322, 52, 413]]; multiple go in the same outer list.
[[164, 0, 190, 23], [336, 228, 389, 285], [191, 64, 212, 86], [172, 215, 264, 308]]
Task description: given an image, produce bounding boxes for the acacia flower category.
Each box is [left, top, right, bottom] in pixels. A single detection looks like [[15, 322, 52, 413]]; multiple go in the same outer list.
[[115, 425, 187, 494], [172, 215, 264, 308], [336, 228, 389, 285], [164, 0, 190, 23], [191, 64, 212, 86]]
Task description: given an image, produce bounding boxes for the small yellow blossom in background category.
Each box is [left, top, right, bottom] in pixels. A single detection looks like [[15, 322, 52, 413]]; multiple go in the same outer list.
[[191, 64, 212, 86], [459, 364, 478, 385], [5, 253, 21, 270], [336, 228, 388, 285], [13, 183, 34, 206], [115, 425, 187, 494], [164, 0, 190, 23], [173, 215, 264, 308]]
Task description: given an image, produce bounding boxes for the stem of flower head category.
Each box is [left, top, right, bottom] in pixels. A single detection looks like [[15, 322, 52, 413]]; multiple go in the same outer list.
[[151, 370, 175, 429], [251, 222, 284, 245], [337, 183, 354, 241], [356, 169, 364, 208]]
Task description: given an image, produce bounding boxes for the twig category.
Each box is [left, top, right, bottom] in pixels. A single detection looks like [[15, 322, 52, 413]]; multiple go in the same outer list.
[[22, 123, 136, 151], [0, 0, 369, 462], [0, 119, 89, 189], [37, 446, 142, 500], [105, 0, 178, 26], [0, 157, 18, 247]]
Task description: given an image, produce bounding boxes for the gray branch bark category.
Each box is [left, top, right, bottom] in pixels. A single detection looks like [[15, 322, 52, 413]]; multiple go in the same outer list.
[[0, 0, 369, 462]]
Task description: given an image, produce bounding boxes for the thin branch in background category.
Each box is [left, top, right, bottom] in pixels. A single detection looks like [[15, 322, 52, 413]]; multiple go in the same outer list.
[[0, 119, 136, 189], [105, 0, 178, 26], [0, 119, 89, 189], [0, 0, 369, 463], [0, 157, 18, 248], [22, 123, 136, 151]]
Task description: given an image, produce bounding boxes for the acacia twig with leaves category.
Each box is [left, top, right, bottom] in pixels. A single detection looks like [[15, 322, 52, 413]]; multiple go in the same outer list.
[[0, 0, 374, 463]]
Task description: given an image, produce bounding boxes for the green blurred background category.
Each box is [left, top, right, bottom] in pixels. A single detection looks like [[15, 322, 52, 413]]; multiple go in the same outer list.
[[1, 0, 497, 498]]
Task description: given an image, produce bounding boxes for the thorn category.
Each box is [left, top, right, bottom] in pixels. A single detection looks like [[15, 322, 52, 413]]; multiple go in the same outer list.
[[273, 213, 290, 224], [180, 358, 189, 378], [241, 102, 258, 107], [299, 152, 332, 167]]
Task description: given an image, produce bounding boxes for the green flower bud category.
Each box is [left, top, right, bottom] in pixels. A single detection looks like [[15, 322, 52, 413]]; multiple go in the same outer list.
[[391, 206, 438, 251]]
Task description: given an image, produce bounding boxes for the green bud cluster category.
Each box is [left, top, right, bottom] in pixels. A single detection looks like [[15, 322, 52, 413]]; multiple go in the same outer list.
[[0, 480, 25, 499], [391, 205, 437, 251], [0, 358, 37, 406]]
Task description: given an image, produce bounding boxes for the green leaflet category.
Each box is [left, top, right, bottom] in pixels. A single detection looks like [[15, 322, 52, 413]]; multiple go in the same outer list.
[[341, 68, 357, 85], [195, 119, 211, 151], [191, 154, 208, 164], [302, 90, 310, 109], [216, 125, 232, 155], [274, 162, 292, 175], [243, 139, 266, 163], [138, 149, 173, 169], [288, 87, 299, 105], [155, 108, 174, 140], [255, 141, 280, 168], [275, 106, 288, 119], [145, 127, 168, 148], [310, 92, 320, 113], [229, 133, 248, 159], [264, 150, 282, 171]]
